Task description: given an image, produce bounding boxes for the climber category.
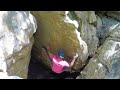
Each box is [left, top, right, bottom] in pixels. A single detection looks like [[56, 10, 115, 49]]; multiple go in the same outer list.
[[42, 46, 78, 74]]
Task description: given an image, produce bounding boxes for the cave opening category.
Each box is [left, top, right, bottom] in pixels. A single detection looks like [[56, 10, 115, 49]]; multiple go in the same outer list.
[[28, 55, 80, 79], [27, 36, 92, 79]]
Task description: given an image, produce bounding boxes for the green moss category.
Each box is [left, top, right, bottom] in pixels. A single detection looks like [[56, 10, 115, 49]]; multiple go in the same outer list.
[[31, 11, 81, 68]]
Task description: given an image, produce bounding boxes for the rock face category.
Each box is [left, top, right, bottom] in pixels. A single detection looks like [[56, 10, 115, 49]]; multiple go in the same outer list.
[[31, 11, 89, 71], [97, 11, 120, 21], [76, 12, 120, 79], [1, 11, 120, 79], [106, 11, 120, 21], [0, 11, 37, 79], [73, 11, 99, 56]]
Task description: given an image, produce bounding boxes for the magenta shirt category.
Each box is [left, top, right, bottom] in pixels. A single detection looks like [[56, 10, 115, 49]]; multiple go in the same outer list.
[[50, 54, 69, 74]]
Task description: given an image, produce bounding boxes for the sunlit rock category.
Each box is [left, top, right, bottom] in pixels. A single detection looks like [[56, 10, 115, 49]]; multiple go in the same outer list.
[[0, 11, 37, 79], [77, 16, 120, 79]]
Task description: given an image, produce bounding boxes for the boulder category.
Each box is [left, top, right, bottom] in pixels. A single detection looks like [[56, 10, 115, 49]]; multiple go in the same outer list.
[[31, 11, 88, 71], [0, 11, 37, 79], [76, 58, 107, 79], [96, 14, 119, 45], [74, 11, 97, 24], [76, 15, 120, 79], [72, 11, 99, 56], [77, 37, 120, 79], [97, 11, 120, 21], [106, 11, 120, 21]]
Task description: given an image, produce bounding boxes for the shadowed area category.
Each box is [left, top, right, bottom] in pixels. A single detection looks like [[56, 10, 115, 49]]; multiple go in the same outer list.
[[28, 58, 80, 79]]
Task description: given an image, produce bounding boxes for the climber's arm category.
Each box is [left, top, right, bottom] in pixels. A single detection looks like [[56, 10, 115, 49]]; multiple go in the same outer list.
[[58, 53, 78, 68], [69, 53, 78, 68]]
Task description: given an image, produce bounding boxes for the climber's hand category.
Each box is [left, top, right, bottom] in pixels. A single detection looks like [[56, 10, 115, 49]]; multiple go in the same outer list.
[[73, 53, 78, 59]]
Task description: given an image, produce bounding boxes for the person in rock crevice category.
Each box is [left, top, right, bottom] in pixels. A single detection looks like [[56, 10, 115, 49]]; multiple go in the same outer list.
[[42, 46, 78, 74]]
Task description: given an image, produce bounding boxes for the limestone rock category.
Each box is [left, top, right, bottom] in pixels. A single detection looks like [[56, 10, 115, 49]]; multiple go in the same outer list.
[[106, 11, 120, 21], [97, 11, 120, 21], [0, 72, 22, 79], [74, 11, 97, 24], [77, 37, 120, 79], [77, 16, 120, 79], [96, 14, 119, 45], [31, 11, 88, 71], [76, 58, 107, 79], [73, 11, 98, 56], [0, 11, 37, 79]]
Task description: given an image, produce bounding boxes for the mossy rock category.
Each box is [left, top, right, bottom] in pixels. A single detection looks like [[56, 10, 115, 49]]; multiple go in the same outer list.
[[31, 11, 88, 71]]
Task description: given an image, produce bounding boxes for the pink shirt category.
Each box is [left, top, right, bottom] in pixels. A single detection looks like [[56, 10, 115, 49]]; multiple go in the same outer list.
[[50, 54, 69, 74]]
